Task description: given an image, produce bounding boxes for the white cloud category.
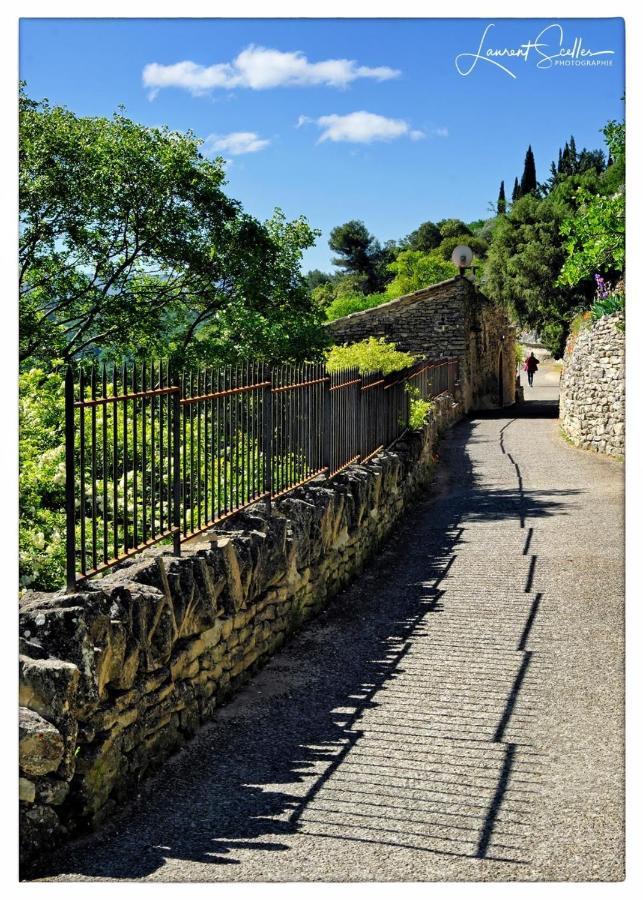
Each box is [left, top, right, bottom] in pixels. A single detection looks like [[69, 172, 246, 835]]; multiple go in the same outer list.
[[432, 126, 449, 138], [143, 45, 400, 97], [300, 111, 424, 144], [203, 131, 270, 155]]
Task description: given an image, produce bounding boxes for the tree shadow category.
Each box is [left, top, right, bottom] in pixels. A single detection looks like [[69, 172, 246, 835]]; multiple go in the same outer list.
[[32, 416, 573, 881]]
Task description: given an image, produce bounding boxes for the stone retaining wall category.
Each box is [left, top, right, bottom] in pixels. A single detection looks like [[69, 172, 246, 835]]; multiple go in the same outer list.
[[19, 392, 462, 869], [560, 313, 624, 457], [326, 277, 516, 412]]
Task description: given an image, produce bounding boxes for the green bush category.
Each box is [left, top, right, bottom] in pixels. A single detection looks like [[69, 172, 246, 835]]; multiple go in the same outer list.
[[326, 337, 417, 375], [407, 385, 434, 429], [590, 292, 625, 322], [325, 291, 389, 322], [19, 367, 67, 590]]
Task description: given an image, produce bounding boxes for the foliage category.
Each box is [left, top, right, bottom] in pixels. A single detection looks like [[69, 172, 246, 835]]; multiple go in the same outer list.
[[328, 219, 394, 294], [404, 221, 442, 252], [556, 121, 625, 289], [19, 88, 325, 368], [497, 181, 506, 215], [325, 337, 416, 375], [406, 385, 434, 430], [437, 218, 472, 240], [556, 189, 624, 287], [483, 174, 600, 356], [520, 145, 537, 196], [19, 367, 67, 589], [385, 250, 456, 296], [324, 290, 389, 322], [591, 291, 625, 322], [514, 343, 524, 368]]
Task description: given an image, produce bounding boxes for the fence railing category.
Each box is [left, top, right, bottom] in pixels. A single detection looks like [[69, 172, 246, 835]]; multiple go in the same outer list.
[[65, 356, 458, 590]]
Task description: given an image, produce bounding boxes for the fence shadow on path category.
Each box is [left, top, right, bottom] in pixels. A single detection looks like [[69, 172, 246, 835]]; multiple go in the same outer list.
[[37, 413, 578, 882]]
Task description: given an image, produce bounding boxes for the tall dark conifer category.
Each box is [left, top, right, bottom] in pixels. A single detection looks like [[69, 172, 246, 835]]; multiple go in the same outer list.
[[512, 177, 521, 202], [497, 180, 506, 215], [520, 145, 537, 195]]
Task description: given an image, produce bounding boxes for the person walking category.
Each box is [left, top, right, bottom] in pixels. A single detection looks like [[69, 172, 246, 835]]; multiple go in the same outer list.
[[524, 351, 540, 387]]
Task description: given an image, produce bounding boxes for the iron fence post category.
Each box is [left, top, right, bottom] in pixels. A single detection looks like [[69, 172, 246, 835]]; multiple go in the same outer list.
[[64, 365, 77, 592], [323, 371, 332, 475], [172, 371, 181, 555], [263, 368, 273, 512]]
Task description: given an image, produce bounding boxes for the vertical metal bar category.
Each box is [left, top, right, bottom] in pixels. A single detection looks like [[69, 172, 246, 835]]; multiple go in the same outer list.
[[323, 367, 331, 474], [167, 361, 172, 532], [142, 361, 147, 544], [263, 366, 273, 511], [102, 364, 108, 565], [64, 366, 76, 592], [159, 362, 164, 534], [204, 367, 209, 527], [215, 367, 220, 519], [197, 368, 202, 529], [239, 365, 248, 504], [79, 370, 86, 575], [182, 370, 187, 536], [112, 365, 118, 560], [90, 367, 97, 572], [234, 365, 239, 509], [122, 362, 128, 551], [223, 366, 229, 514], [132, 361, 138, 549], [172, 367, 181, 555], [151, 362, 157, 538]]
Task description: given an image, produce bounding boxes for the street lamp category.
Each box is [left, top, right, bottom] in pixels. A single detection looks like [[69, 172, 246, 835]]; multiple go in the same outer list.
[[451, 244, 474, 277]]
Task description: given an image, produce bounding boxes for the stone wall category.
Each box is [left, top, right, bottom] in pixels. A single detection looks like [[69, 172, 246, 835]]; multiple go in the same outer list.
[[560, 313, 624, 457], [326, 276, 516, 412], [19, 392, 462, 870]]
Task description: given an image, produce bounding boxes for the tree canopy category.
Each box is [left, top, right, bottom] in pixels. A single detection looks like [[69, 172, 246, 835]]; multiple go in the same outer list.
[[19, 88, 326, 368]]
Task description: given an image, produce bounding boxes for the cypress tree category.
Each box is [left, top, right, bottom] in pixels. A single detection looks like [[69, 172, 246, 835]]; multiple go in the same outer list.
[[497, 180, 506, 215], [568, 135, 578, 171], [520, 145, 537, 195], [512, 177, 521, 202]]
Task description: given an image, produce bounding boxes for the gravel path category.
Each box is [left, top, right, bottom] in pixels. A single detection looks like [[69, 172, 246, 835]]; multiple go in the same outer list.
[[40, 359, 624, 882]]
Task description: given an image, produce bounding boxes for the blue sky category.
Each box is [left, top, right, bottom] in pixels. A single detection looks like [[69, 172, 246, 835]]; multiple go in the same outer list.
[[20, 17, 624, 272]]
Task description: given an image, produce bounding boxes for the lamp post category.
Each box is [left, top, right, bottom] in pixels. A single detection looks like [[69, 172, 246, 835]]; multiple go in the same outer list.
[[451, 244, 474, 277]]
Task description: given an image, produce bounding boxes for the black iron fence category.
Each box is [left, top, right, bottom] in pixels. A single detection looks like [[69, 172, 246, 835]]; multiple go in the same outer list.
[[65, 356, 458, 590]]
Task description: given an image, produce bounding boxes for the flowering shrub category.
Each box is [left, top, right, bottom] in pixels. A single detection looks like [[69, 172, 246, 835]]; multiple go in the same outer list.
[[590, 274, 625, 322]]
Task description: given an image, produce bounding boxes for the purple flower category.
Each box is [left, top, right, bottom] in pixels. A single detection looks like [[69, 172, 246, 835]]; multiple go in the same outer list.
[[594, 273, 609, 299]]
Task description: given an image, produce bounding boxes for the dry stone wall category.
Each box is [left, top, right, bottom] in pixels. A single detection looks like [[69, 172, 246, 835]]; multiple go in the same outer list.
[[560, 313, 624, 457], [326, 277, 516, 412], [19, 392, 461, 870]]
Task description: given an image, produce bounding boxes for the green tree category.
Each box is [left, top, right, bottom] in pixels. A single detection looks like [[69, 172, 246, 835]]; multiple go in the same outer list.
[[512, 177, 521, 203], [328, 219, 390, 293], [497, 181, 506, 215], [385, 250, 456, 296], [437, 218, 472, 240], [557, 120, 625, 288], [405, 220, 442, 252], [520, 145, 537, 196], [484, 174, 598, 356], [19, 88, 325, 368]]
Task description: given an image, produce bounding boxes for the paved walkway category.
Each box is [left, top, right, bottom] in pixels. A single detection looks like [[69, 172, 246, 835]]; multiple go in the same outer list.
[[42, 359, 624, 882]]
